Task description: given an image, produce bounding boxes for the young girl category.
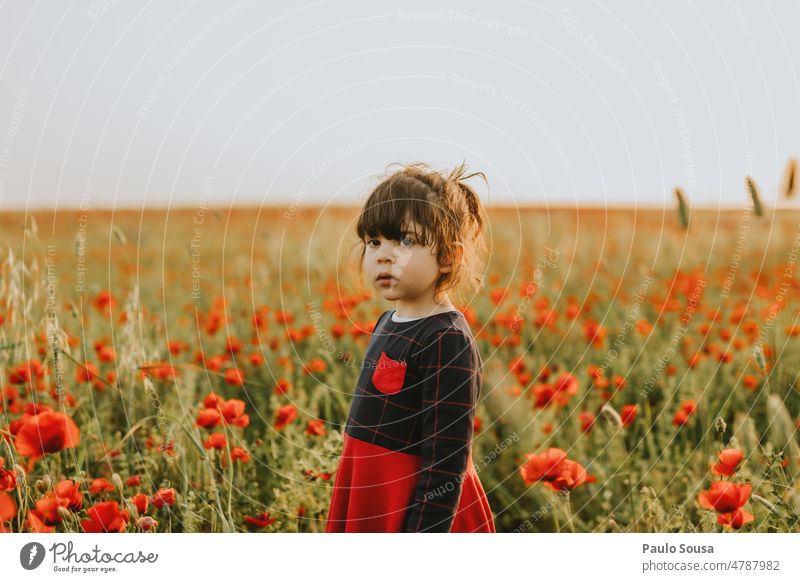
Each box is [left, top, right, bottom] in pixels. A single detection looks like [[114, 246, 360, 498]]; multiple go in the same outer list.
[[325, 161, 496, 533]]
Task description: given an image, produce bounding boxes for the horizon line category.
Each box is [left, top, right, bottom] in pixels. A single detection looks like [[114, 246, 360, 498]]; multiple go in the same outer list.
[[4, 202, 800, 212]]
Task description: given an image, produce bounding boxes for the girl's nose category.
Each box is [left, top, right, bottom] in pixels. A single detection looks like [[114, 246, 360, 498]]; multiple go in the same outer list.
[[377, 246, 394, 262]]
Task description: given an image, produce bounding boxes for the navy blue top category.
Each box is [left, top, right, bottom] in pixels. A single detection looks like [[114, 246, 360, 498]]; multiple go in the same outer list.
[[344, 308, 483, 532]]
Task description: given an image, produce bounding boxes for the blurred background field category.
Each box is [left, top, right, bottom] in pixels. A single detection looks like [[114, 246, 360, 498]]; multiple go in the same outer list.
[[1, 206, 799, 533]]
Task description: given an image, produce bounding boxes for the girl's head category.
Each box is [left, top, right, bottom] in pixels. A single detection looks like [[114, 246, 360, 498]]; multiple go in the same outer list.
[[353, 161, 488, 308]]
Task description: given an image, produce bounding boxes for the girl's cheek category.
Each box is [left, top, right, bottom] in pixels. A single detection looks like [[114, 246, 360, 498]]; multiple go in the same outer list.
[[394, 247, 413, 266]]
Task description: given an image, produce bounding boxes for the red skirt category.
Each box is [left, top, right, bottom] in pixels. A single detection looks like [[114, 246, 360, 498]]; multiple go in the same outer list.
[[325, 433, 495, 533]]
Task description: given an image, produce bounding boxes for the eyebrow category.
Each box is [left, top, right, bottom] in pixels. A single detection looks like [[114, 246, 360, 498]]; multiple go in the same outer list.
[[367, 229, 421, 239]]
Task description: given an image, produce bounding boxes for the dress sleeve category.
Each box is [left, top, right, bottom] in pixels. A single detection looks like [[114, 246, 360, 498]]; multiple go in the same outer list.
[[404, 329, 479, 532]]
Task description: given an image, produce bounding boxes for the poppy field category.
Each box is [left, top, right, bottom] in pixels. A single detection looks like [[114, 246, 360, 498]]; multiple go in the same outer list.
[[1, 206, 799, 533]]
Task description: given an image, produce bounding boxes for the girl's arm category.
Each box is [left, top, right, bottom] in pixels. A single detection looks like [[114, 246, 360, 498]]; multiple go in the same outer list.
[[404, 329, 478, 532]]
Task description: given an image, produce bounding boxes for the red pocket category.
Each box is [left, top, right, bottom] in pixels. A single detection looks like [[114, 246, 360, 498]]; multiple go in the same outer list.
[[371, 351, 407, 394]]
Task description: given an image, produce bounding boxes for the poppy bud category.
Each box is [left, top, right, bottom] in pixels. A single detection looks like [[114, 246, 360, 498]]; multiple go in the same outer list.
[[599, 403, 623, 429], [751, 493, 778, 515], [753, 344, 766, 371], [57, 506, 73, 522], [13, 464, 27, 484], [35, 474, 52, 494], [125, 499, 140, 519], [137, 516, 158, 531], [111, 473, 125, 491]]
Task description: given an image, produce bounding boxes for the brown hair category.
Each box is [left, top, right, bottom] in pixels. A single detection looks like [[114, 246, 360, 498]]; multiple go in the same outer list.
[[352, 160, 489, 305]]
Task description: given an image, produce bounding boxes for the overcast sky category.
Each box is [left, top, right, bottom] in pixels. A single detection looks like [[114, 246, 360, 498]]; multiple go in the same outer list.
[[1, 0, 799, 210]]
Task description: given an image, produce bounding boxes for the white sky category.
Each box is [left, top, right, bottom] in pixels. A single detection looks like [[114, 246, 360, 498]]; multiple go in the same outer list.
[[1, 0, 799, 210]]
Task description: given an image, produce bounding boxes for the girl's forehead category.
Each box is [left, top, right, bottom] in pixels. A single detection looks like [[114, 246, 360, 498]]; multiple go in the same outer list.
[[402, 221, 423, 235], [371, 220, 424, 237]]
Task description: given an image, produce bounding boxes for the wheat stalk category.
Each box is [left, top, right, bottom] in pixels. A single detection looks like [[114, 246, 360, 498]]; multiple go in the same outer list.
[[766, 394, 800, 461], [783, 158, 797, 199], [674, 187, 689, 229], [745, 175, 764, 216], [112, 225, 127, 245]]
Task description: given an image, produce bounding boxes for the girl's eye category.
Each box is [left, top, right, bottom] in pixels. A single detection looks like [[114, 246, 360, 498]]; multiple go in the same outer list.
[[400, 235, 415, 247], [366, 239, 380, 247]]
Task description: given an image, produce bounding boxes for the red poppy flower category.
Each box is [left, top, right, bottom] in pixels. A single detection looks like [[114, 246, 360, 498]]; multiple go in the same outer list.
[[275, 379, 291, 395], [168, 340, 187, 356], [92, 291, 117, 314], [224, 368, 245, 387], [743, 374, 759, 390], [25, 509, 56, 533], [0, 458, 17, 490], [579, 411, 596, 433], [303, 358, 327, 375], [244, 511, 277, 528], [31, 495, 68, 526], [8, 358, 45, 392], [552, 372, 579, 400], [532, 383, 556, 408], [27, 508, 55, 532], [679, 399, 697, 416], [22, 402, 52, 416], [230, 447, 251, 463], [583, 319, 606, 347], [274, 404, 297, 430], [88, 478, 115, 494], [697, 481, 752, 513], [14, 411, 80, 470], [203, 432, 227, 449], [520, 448, 588, 491], [196, 407, 222, 429], [305, 419, 326, 436], [672, 409, 690, 426], [711, 449, 744, 477], [8, 358, 45, 385], [226, 336, 242, 354], [150, 488, 176, 509], [81, 500, 129, 532], [54, 480, 83, 511], [204, 309, 226, 335], [137, 516, 159, 531], [717, 507, 754, 529], [131, 493, 149, 514], [0, 491, 16, 524], [220, 399, 249, 427], [97, 346, 116, 363], [620, 404, 638, 427], [142, 362, 178, 381], [203, 391, 225, 409], [697, 480, 753, 530]]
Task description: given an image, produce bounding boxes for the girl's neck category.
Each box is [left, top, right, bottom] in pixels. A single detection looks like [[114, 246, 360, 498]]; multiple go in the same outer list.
[[394, 296, 455, 319]]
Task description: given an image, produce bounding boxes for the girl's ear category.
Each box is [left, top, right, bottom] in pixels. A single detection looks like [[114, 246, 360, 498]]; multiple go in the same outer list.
[[440, 242, 464, 274]]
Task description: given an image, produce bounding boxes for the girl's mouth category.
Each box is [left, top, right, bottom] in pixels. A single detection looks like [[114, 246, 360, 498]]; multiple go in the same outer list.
[[376, 274, 397, 286]]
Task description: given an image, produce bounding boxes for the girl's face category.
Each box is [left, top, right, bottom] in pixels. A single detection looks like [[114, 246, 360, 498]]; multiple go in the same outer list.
[[364, 220, 452, 310]]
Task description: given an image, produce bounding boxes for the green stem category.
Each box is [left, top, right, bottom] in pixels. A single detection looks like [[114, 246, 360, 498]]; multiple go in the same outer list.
[[551, 492, 562, 532], [224, 423, 235, 528], [563, 491, 577, 533]]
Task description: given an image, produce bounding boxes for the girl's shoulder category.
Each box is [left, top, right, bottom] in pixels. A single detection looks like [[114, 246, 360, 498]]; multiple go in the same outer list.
[[373, 309, 394, 331], [408, 311, 479, 360]]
